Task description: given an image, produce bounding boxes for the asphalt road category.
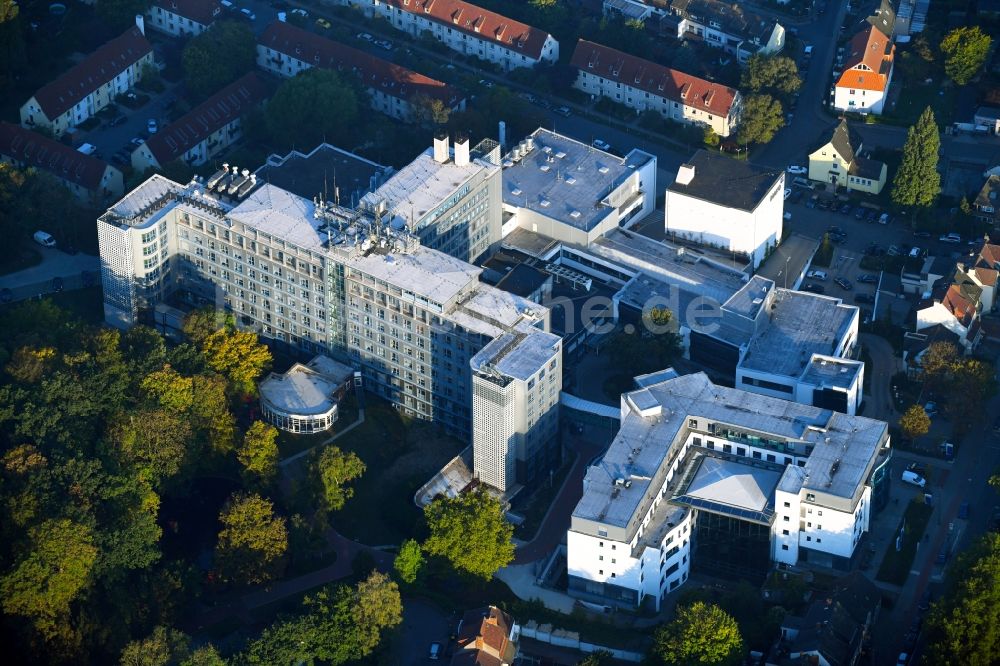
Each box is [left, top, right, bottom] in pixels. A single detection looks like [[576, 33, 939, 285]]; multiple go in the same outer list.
[[392, 599, 453, 665]]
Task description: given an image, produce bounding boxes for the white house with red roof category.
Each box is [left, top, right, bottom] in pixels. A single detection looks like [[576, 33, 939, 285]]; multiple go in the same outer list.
[[336, 0, 558, 71], [570, 39, 742, 137], [147, 0, 222, 38], [257, 21, 465, 123], [833, 24, 895, 115], [19, 17, 153, 137], [0, 122, 124, 203]]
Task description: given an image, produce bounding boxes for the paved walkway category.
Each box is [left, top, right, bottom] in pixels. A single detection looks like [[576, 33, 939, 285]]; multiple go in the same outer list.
[[860, 332, 901, 423], [496, 564, 576, 614]]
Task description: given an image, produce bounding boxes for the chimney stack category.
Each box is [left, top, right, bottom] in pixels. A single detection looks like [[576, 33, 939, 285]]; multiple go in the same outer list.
[[135, 13, 145, 35], [454, 134, 470, 167], [433, 132, 450, 164], [675, 163, 696, 186]]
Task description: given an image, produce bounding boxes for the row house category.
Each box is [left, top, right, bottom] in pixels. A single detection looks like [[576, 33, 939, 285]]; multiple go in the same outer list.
[[570, 39, 742, 137], [256, 21, 465, 123], [20, 17, 153, 136], [336, 0, 558, 71], [147, 0, 222, 37]]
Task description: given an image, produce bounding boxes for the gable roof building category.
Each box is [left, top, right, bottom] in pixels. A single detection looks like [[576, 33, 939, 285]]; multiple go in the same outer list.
[[451, 606, 519, 666], [808, 119, 888, 194], [662, 0, 786, 64], [974, 174, 1000, 227], [147, 0, 222, 37], [132, 73, 270, 171], [20, 19, 154, 136], [335, 0, 558, 71], [834, 25, 895, 115], [865, 0, 896, 38], [0, 121, 124, 202], [570, 39, 742, 137], [257, 21, 465, 123]]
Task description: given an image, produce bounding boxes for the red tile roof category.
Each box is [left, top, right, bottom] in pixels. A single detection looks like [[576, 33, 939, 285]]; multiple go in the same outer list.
[[381, 0, 552, 60], [836, 25, 894, 93], [153, 0, 221, 25], [451, 606, 516, 666], [144, 73, 270, 166], [0, 122, 115, 190], [258, 21, 463, 107], [30, 26, 153, 120], [570, 40, 738, 117]]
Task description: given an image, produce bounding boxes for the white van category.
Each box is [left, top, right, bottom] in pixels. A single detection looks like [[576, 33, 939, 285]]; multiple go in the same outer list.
[[901, 470, 926, 488], [77, 143, 97, 156], [33, 231, 57, 248]]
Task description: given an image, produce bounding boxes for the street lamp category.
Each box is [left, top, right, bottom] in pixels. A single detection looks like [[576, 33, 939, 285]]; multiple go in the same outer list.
[[785, 255, 791, 289]]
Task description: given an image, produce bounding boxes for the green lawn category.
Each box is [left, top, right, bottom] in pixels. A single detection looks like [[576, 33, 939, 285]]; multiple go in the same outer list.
[[275, 396, 360, 459], [329, 399, 464, 546], [876, 500, 933, 585]]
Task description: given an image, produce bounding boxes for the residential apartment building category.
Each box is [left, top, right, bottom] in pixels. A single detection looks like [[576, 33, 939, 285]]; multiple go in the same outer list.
[[689, 276, 864, 415], [834, 25, 895, 115], [337, 0, 559, 71], [132, 73, 270, 172], [20, 18, 153, 137], [567, 371, 890, 611], [361, 135, 501, 263], [808, 119, 887, 195], [665, 150, 784, 268], [257, 21, 465, 124], [98, 142, 554, 439], [147, 0, 221, 37], [472, 326, 562, 494], [662, 0, 785, 65], [499, 128, 657, 244], [570, 40, 742, 137], [0, 121, 124, 203]]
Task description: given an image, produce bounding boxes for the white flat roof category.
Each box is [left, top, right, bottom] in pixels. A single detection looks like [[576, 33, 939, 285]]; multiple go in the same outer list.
[[259, 363, 341, 416]]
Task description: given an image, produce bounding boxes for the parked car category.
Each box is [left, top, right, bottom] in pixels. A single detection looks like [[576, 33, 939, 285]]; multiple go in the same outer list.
[[801, 283, 826, 294], [376, 39, 392, 50], [147, 118, 158, 134], [854, 293, 875, 304], [857, 273, 878, 283], [806, 196, 817, 209], [239, 7, 256, 20], [109, 113, 127, 127], [834, 277, 853, 290], [784, 187, 792, 200], [924, 401, 938, 417], [939, 232, 962, 243], [879, 212, 890, 224], [33, 230, 57, 248], [553, 106, 572, 117], [787, 165, 807, 175], [853, 207, 866, 220], [315, 17, 331, 28], [839, 203, 852, 215], [902, 470, 926, 488], [478, 79, 495, 88], [592, 139, 612, 151], [865, 209, 879, 223], [827, 225, 845, 235], [290, 8, 308, 17], [807, 269, 828, 280], [357, 32, 373, 41], [909, 246, 925, 258]]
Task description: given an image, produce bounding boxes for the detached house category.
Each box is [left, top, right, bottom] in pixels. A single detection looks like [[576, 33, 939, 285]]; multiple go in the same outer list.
[[833, 25, 895, 115], [0, 122, 124, 203], [131, 73, 270, 172], [20, 18, 153, 137], [570, 39, 742, 137], [974, 174, 1000, 227], [808, 119, 888, 194], [336, 0, 558, 71], [662, 0, 785, 64], [147, 0, 222, 38], [257, 21, 465, 123], [451, 606, 519, 666]]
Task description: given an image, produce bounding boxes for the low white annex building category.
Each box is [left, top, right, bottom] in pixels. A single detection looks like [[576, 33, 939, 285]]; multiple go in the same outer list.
[[336, 0, 559, 71], [665, 151, 785, 269], [567, 371, 891, 611], [259, 355, 355, 433]]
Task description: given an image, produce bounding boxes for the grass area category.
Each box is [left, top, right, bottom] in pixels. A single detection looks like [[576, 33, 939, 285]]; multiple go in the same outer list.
[[0, 246, 42, 277], [512, 454, 573, 540], [330, 398, 464, 546], [275, 396, 360, 459], [876, 500, 933, 585]]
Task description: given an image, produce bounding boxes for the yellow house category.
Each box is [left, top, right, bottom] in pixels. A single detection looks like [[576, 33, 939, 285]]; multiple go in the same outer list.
[[808, 119, 887, 195]]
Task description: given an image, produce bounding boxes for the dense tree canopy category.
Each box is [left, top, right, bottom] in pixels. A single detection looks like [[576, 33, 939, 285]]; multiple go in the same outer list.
[[653, 601, 744, 666], [393, 538, 424, 584], [181, 21, 256, 100], [237, 421, 280, 485], [892, 107, 941, 209], [737, 95, 784, 145], [315, 446, 366, 513], [214, 492, 288, 585], [609, 307, 683, 380], [742, 54, 802, 96], [940, 26, 992, 85], [900, 404, 931, 439], [97, 0, 153, 31], [265, 68, 361, 152], [424, 490, 514, 579], [918, 341, 995, 433]]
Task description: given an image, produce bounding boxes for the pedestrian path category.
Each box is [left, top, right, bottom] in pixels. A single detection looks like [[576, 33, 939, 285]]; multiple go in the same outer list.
[[278, 408, 366, 467]]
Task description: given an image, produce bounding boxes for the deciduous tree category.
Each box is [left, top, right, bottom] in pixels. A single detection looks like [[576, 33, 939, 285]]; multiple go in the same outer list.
[[742, 54, 802, 96], [892, 107, 941, 209], [265, 68, 360, 151], [181, 21, 256, 100], [410, 93, 452, 127], [900, 404, 931, 439], [110, 409, 191, 484], [214, 492, 288, 585], [393, 538, 424, 584], [940, 26, 992, 85], [238, 421, 280, 485], [315, 446, 366, 512], [652, 601, 743, 666], [737, 95, 784, 145], [201, 327, 272, 395], [424, 490, 514, 579]]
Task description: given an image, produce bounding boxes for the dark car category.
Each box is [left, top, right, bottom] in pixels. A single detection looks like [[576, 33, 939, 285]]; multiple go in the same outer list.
[[853, 207, 866, 220], [857, 273, 878, 283], [801, 283, 826, 294], [855, 293, 875, 304], [865, 209, 880, 223], [834, 277, 853, 290], [839, 203, 852, 215], [109, 114, 127, 127], [806, 197, 817, 209], [918, 591, 932, 612], [827, 225, 845, 235], [51, 277, 64, 293], [831, 234, 847, 244]]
